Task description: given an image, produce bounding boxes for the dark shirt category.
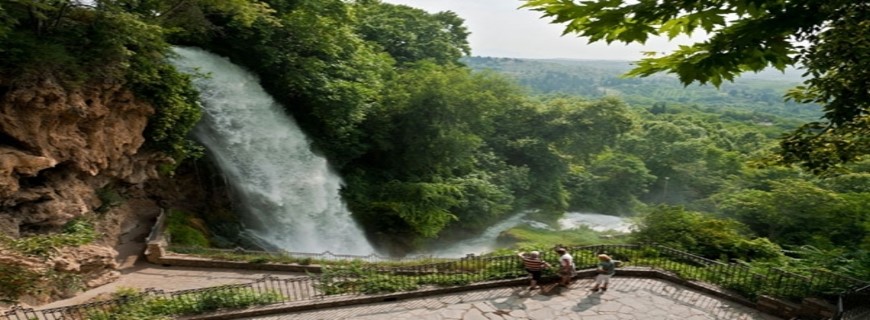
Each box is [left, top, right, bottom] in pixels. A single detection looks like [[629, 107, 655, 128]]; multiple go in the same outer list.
[[598, 261, 616, 275]]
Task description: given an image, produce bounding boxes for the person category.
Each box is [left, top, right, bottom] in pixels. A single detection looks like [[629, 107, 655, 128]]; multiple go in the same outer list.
[[591, 253, 615, 292], [518, 251, 551, 290], [556, 247, 575, 287]]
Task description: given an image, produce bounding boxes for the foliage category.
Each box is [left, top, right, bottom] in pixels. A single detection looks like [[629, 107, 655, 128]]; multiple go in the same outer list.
[[718, 180, 869, 249], [498, 224, 625, 249], [368, 181, 462, 238], [0, 0, 203, 163], [568, 151, 655, 214], [95, 185, 125, 213], [0, 218, 93, 302], [778, 4, 870, 173], [354, 0, 470, 65], [0, 262, 42, 303], [166, 210, 210, 247], [133, 58, 204, 163], [317, 259, 531, 295], [522, 0, 870, 173], [463, 57, 818, 122], [345, 65, 530, 245], [632, 205, 782, 261], [85, 286, 281, 319], [318, 262, 419, 295], [0, 218, 98, 258]]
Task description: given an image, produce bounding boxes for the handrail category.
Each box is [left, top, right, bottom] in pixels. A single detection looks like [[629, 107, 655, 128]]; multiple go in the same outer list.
[[834, 283, 870, 320]]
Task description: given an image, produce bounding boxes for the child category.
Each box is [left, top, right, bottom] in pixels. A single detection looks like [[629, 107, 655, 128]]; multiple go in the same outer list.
[[591, 254, 615, 292]]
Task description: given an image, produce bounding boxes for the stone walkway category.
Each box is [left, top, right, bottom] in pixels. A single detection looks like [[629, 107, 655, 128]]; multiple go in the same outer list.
[[240, 277, 783, 320]]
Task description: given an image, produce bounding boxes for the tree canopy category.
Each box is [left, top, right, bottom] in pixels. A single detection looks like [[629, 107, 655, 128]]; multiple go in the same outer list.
[[355, 0, 470, 65], [522, 0, 870, 174]]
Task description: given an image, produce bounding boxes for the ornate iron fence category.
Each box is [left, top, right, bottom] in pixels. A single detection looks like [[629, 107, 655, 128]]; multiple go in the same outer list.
[[561, 244, 866, 301], [2, 276, 317, 320]]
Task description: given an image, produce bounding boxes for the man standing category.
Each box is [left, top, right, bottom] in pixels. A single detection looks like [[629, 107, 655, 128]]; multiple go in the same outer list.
[[518, 251, 551, 291]]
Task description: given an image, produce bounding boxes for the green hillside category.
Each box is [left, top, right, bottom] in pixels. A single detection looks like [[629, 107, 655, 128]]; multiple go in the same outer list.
[[463, 56, 820, 121]]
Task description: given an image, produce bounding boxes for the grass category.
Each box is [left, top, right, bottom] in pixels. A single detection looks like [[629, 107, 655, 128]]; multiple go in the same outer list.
[[84, 287, 283, 320], [498, 224, 630, 249]]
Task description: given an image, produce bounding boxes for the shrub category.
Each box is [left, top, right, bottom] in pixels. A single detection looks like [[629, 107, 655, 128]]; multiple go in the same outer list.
[[1, 217, 98, 258], [0, 263, 42, 303], [96, 186, 125, 213], [85, 287, 282, 319], [166, 210, 209, 247]]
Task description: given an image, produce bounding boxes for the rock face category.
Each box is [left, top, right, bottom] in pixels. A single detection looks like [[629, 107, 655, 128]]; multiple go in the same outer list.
[[0, 77, 171, 304]]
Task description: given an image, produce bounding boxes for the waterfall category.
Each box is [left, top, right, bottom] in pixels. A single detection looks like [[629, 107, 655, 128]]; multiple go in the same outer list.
[[170, 47, 375, 255]]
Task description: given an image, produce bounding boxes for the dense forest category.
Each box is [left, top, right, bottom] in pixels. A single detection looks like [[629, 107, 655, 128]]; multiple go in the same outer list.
[[0, 0, 867, 283], [463, 57, 821, 121]]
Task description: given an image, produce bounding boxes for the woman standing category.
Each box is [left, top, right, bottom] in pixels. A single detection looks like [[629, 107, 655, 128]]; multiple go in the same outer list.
[[556, 247, 575, 287]]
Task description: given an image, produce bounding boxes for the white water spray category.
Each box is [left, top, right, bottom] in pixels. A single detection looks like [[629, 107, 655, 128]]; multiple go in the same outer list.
[[426, 211, 633, 257], [171, 47, 375, 254], [558, 212, 633, 232], [424, 212, 531, 257]]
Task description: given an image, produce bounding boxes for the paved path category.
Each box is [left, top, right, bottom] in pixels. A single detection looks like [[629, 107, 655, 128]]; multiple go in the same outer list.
[[240, 277, 782, 320]]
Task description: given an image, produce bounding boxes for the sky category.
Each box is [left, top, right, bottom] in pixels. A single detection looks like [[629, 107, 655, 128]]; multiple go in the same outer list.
[[380, 0, 701, 61]]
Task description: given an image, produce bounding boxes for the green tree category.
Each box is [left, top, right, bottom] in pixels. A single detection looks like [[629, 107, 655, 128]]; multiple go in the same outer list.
[[632, 205, 781, 260], [523, 0, 870, 173], [567, 151, 654, 215], [354, 0, 470, 65], [718, 179, 868, 248], [487, 96, 633, 214], [344, 65, 530, 247]]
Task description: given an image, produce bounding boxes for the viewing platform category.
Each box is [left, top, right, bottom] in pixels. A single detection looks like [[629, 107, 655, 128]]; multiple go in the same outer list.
[[2, 211, 866, 320]]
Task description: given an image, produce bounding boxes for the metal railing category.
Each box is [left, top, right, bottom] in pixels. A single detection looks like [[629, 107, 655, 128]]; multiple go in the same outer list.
[[4, 244, 867, 320], [835, 284, 870, 320], [168, 245, 449, 264], [561, 244, 866, 301], [167, 243, 867, 301], [2, 276, 317, 320]]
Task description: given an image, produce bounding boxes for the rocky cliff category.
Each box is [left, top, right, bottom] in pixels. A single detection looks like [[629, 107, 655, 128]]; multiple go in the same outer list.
[[0, 77, 175, 305]]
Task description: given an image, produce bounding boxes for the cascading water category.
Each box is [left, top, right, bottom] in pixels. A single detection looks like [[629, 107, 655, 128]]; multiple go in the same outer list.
[[170, 47, 375, 254]]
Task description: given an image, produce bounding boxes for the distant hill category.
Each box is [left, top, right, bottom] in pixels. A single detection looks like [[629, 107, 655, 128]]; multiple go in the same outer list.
[[463, 56, 819, 121]]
